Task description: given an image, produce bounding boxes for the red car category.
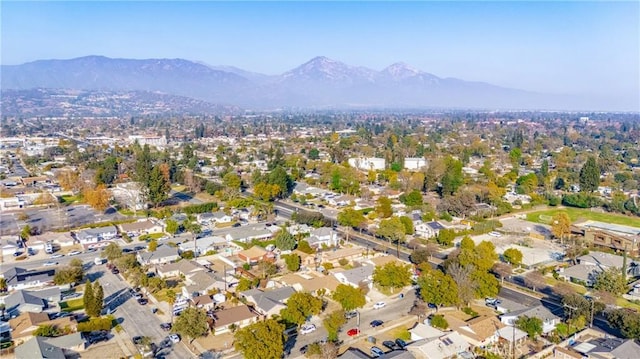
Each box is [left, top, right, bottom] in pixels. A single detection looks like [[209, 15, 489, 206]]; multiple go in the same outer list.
[[347, 328, 360, 337]]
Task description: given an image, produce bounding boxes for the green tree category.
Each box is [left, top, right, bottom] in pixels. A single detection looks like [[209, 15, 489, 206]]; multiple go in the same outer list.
[[284, 254, 301, 272], [503, 248, 523, 266], [147, 164, 171, 206], [223, 172, 242, 190], [579, 156, 600, 193], [332, 284, 366, 311], [471, 270, 500, 299], [87, 281, 104, 318], [83, 279, 95, 316], [148, 239, 158, 252], [274, 229, 296, 251], [53, 265, 83, 285], [440, 157, 464, 196], [375, 196, 393, 218], [516, 316, 543, 340], [234, 319, 285, 359], [401, 189, 423, 206], [257, 260, 278, 279], [594, 268, 627, 295], [474, 241, 499, 272], [102, 242, 122, 261], [308, 148, 320, 160], [607, 308, 640, 339], [377, 217, 406, 245], [0, 278, 7, 292], [436, 229, 456, 246], [279, 292, 323, 326], [33, 324, 61, 337], [337, 208, 366, 242], [323, 310, 347, 342], [173, 307, 209, 343], [165, 219, 179, 236], [417, 269, 459, 308], [399, 216, 414, 235], [430, 315, 449, 330], [20, 225, 31, 241], [372, 262, 412, 291]]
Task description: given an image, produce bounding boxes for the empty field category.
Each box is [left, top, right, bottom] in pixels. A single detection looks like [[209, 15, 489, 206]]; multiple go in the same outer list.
[[525, 208, 640, 228]]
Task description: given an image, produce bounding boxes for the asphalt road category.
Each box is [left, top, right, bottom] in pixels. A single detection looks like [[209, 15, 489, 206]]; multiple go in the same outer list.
[[86, 262, 192, 359]]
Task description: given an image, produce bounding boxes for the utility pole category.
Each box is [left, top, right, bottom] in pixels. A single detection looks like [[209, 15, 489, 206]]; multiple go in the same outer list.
[[564, 304, 578, 335]]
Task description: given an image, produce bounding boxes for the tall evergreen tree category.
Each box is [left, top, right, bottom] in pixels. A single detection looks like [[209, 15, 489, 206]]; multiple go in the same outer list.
[[579, 156, 600, 192], [92, 281, 104, 318], [83, 279, 95, 316]]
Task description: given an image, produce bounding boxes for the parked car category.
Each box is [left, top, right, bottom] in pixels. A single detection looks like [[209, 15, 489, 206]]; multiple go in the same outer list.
[[51, 254, 64, 259], [347, 328, 360, 337], [383, 340, 396, 350], [371, 346, 385, 357], [485, 297, 500, 306], [168, 334, 180, 344], [300, 344, 309, 354], [13, 251, 23, 257], [300, 324, 317, 335], [395, 338, 408, 349], [137, 298, 148, 305], [373, 302, 386, 310], [27, 248, 36, 256], [43, 261, 58, 267], [68, 250, 82, 256], [160, 323, 172, 331], [111, 267, 120, 274], [345, 310, 358, 319], [132, 336, 144, 345], [370, 320, 384, 327]]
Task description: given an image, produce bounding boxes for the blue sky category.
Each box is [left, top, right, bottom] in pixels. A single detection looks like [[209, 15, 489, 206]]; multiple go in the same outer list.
[[1, 1, 639, 100]]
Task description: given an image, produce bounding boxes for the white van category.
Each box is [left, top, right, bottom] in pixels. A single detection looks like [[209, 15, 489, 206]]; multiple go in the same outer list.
[[45, 241, 53, 254]]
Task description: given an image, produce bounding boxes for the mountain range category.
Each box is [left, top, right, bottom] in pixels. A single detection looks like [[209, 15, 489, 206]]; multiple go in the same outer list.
[[0, 55, 608, 111]]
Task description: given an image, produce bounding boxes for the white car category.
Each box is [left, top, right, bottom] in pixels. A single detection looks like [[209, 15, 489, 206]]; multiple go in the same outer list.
[[68, 250, 82, 256], [43, 261, 58, 267], [168, 334, 180, 344], [373, 302, 386, 310], [300, 324, 317, 335], [488, 231, 502, 237], [51, 254, 64, 259]]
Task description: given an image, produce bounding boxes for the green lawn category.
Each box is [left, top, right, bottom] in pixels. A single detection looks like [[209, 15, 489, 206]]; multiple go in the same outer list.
[[59, 195, 81, 205], [60, 298, 84, 312], [526, 208, 640, 228]]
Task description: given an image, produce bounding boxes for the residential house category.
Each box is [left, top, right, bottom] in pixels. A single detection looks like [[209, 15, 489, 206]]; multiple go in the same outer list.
[[1, 235, 23, 256], [210, 305, 259, 334], [577, 251, 640, 277], [415, 221, 445, 239], [320, 247, 363, 266], [3, 290, 47, 317], [119, 219, 164, 236], [211, 211, 234, 224], [341, 348, 415, 359], [197, 212, 215, 225], [192, 294, 215, 311], [558, 264, 601, 286], [237, 246, 269, 264], [500, 305, 561, 334], [182, 271, 226, 298], [9, 311, 77, 342], [333, 265, 374, 289], [2, 290, 60, 316], [225, 227, 272, 243], [307, 227, 339, 249], [30, 232, 75, 248], [404, 157, 427, 170], [443, 314, 504, 348], [496, 326, 528, 347], [136, 244, 180, 265], [409, 323, 445, 341], [75, 225, 118, 246], [15, 333, 85, 359], [240, 287, 296, 317], [156, 260, 206, 279], [569, 336, 640, 359], [277, 272, 340, 295], [1, 267, 56, 291], [407, 331, 471, 359], [179, 235, 227, 256]]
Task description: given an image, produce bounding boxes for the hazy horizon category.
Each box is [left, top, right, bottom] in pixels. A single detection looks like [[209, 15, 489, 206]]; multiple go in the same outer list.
[[2, 1, 639, 110]]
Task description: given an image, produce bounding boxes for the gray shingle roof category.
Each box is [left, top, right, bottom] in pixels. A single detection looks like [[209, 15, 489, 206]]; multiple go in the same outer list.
[[4, 290, 46, 310], [241, 287, 296, 313], [15, 336, 65, 359]]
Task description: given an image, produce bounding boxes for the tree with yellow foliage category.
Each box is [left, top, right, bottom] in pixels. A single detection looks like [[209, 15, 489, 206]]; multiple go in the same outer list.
[[551, 212, 571, 245], [83, 184, 111, 211]]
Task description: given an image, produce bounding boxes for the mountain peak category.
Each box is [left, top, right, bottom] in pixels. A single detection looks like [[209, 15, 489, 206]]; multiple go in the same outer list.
[[382, 62, 423, 78]]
